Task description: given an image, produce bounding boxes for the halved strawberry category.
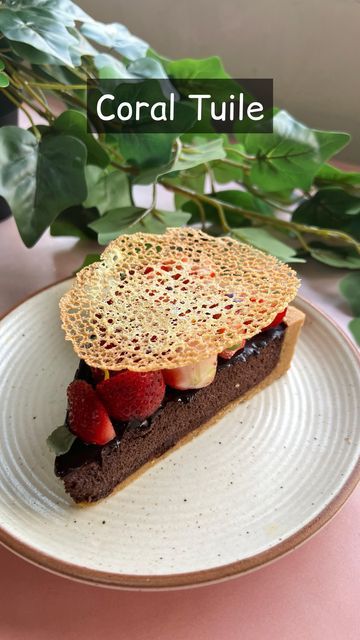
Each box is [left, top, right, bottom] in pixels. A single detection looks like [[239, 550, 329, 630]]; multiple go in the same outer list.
[[97, 370, 165, 421], [67, 380, 116, 445], [163, 355, 217, 390], [262, 307, 287, 331], [219, 339, 246, 360]]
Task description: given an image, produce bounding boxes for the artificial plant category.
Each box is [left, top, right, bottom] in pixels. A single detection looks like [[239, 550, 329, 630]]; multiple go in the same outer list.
[[0, 0, 359, 341]]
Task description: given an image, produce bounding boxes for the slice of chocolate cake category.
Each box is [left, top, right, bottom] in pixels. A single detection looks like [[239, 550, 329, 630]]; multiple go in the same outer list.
[[50, 228, 303, 503], [54, 308, 303, 503]]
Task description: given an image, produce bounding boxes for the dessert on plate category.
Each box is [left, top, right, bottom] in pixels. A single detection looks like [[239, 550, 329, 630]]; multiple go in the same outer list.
[[49, 228, 304, 503]]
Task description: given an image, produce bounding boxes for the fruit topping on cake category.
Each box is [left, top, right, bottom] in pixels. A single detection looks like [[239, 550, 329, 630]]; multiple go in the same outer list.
[[97, 370, 165, 421], [67, 380, 116, 445], [219, 339, 246, 360], [262, 307, 287, 331], [163, 355, 218, 390]]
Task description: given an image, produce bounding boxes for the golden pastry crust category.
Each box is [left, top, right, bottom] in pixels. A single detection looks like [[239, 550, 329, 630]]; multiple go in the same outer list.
[[60, 228, 300, 371]]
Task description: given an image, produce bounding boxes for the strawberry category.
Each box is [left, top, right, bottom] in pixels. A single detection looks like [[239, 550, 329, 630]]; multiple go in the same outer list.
[[90, 367, 105, 384], [163, 355, 217, 390], [262, 307, 287, 331], [90, 367, 116, 384], [97, 370, 165, 421], [67, 380, 116, 445], [219, 339, 246, 360]]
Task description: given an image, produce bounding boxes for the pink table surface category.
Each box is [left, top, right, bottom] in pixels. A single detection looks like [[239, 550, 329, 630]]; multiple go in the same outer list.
[[0, 216, 359, 640]]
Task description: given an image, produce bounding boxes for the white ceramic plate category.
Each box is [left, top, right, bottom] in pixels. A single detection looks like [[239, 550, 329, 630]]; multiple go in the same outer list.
[[0, 280, 359, 589]]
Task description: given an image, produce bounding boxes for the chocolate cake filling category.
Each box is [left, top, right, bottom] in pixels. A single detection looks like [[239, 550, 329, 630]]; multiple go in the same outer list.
[[55, 324, 285, 503]]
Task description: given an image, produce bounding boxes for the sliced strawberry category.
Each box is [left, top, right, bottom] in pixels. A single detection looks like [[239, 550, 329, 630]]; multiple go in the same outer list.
[[262, 307, 287, 331], [67, 380, 116, 445], [163, 355, 217, 390], [219, 338, 246, 360], [97, 370, 165, 421]]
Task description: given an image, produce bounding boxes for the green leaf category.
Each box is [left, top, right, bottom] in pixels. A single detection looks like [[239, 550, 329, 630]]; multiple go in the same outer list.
[[349, 318, 360, 346], [83, 166, 131, 215], [95, 54, 169, 85], [75, 253, 101, 273], [0, 8, 77, 67], [50, 205, 98, 240], [80, 21, 148, 60], [94, 54, 129, 79], [47, 425, 76, 456], [232, 227, 304, 262], [118, 133, 175, 171], [8, 40, 58, 65], [339, 273, 360, 316], [89, 205, 144, 243], [214, 190, 274, 219], [0, 71, 9, 88], [241, 111, 350, 191], [161, 58, 237, 135], [152, 209, 191, 230], [165, 56, 229, 79], [66, 26, 98, 66], [51, 110, 109, 168], [212, 144, 245, 184], [309, 243, 360, 269], [315, 164, 360, 188], [31, 0, 90, 24], [3, 1, 95, 66], [170, 139, 226, 173], [293, 188, 360, 240], [89, 206, 191, 244], [5, 3, 95, 66], [171, 169, 206, 208], [0, 127, 87, 247], [134, 133, 219, 185], [127, 57, 168, 80]]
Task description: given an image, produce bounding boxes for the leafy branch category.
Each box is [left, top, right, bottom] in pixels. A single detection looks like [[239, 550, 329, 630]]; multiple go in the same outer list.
[[161, 179, 360, 252], [0, 0, 359, 294]]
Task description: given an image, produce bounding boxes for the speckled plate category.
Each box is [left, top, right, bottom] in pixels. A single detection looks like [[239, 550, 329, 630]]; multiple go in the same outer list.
[[0, 280, 359, 589]]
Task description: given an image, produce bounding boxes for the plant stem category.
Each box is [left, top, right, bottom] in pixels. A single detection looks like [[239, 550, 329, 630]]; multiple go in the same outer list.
[[1, 88, 41, 138], [13, 74, 55, 121], [195, 200, 207, 230], [6, 84, 49, 120], [27, 82, 87, 91], [224, 145, 254, 161], [243, 181, 298, 213], [293, 230, 311, 253], [215, 157, 247, 170], [4, 58, 88, 111], [162, 180, 230, 231], [161, 180, 360, 253], [109, 159, 136, 175], [206, 163, 216, 192], [48, 89, 87, 110]]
